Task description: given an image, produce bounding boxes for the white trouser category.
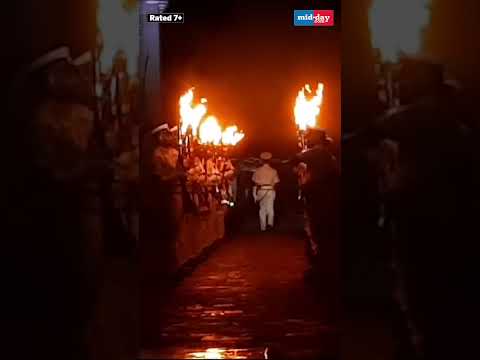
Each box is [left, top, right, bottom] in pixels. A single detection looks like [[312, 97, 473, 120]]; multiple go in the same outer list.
[[257, 189, 276, 231]]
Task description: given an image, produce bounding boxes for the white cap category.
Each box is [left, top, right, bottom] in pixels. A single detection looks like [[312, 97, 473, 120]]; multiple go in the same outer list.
[[73, 51, 93, 66], [10, 46, 72, 101], [152, 123, 177, 135], [28, 46, 71, 73]]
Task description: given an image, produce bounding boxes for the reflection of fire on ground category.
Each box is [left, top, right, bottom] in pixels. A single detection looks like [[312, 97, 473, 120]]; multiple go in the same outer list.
[[187, 348, 249, 359]]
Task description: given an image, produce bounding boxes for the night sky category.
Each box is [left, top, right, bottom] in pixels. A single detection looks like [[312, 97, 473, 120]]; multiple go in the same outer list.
[[158, 0, 341, 158]]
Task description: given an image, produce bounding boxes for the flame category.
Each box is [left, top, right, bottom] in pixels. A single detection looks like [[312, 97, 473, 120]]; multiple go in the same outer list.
[[179, 88, 246, 147], [222, 126, 245, 146], [179, 88, 208, 137], [369, 0, 432, 62], [188, 348, 225, 359], [97, 0, 139, 74], [199, 116, 223, 145], [294, 83, 324, 131]]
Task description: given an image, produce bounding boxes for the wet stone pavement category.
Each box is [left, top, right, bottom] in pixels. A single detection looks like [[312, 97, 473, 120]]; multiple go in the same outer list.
[[140, 233, 339, 359]]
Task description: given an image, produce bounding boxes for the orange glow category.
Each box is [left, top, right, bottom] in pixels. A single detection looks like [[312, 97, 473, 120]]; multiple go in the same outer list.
[[179, 88, 246, 146], [187, 348, 248, 359], [179, 88, 208, 137], [189, 348, 225, 359], [199, 116, 223, 145], [222, 126, 245, 146], [369, 0, 431, 62], [294, 83, 324, 131]]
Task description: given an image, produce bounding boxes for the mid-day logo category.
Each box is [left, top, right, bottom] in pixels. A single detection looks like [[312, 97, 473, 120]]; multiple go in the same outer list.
[[294, 10, 334, 27]]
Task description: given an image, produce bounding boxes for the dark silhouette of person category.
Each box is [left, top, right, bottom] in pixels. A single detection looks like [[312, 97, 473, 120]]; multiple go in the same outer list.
[[368, 58, 477, 359], [293, 130, 340, 324], [6, 50, 102, 359]]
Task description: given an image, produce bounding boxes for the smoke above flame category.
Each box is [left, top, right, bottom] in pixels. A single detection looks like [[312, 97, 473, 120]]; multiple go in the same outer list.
[[294, 83, 324, 131], [97, 0, 139, 74], [369, 0, 432, 62]]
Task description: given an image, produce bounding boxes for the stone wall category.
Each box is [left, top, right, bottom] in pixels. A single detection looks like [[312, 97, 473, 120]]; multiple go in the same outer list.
[[176, 209, 226, 270], [90, 205, 226, 360]]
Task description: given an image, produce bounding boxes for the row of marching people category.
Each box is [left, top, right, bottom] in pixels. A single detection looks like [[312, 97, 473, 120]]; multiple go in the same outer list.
[[151, 123, 238, 214], [184, 155, 236, 212]]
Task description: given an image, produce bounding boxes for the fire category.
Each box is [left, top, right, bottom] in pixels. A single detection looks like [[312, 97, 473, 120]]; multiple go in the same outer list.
[[178, 88, 245, 147], [369, 0, 432, 62], [222, 126, 245, 146], [179, 88, 208, 137], [294, 83, 324, 131], [97, 0, 139, 74], [188, 348, 225, 359], [199, 116, 223, 145]]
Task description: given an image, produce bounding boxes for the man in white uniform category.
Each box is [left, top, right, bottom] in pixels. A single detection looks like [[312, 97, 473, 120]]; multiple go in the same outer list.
[[252, 152, 280, 231]]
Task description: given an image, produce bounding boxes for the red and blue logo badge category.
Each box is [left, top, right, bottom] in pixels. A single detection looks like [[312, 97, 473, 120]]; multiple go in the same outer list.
[[294, 10, 335, 27]]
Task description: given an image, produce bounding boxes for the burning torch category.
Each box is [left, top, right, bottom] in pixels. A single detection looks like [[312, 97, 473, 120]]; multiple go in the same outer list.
[[178, 87, 245, 209], [179, 88, 207, 158], [294, 83, 324, 151]]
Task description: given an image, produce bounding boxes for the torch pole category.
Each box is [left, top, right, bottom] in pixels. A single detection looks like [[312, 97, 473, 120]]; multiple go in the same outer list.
[[386, 63, 394, 108], [298, 128, 307, 151], [186, 129, 193, 158], [92, 48, 106, 150], [178, 126, 183, 157]]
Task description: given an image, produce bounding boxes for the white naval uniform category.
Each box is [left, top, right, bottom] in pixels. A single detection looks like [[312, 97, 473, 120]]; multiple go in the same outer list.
[[252, 164, 280, 231]]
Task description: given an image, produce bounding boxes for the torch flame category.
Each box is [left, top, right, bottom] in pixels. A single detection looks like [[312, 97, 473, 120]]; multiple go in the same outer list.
[[369, 0, 432, 62], [179, 88, 207, 137], [179, 88, 246, 147], [97, 0, 139, 74], [294, 83, 324, 131], [222, 126, 245, 146], [199, 116, 223, 145]]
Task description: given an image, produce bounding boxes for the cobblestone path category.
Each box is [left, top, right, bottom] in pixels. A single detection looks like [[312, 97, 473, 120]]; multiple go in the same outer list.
[[140, 233, 338, 359]]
